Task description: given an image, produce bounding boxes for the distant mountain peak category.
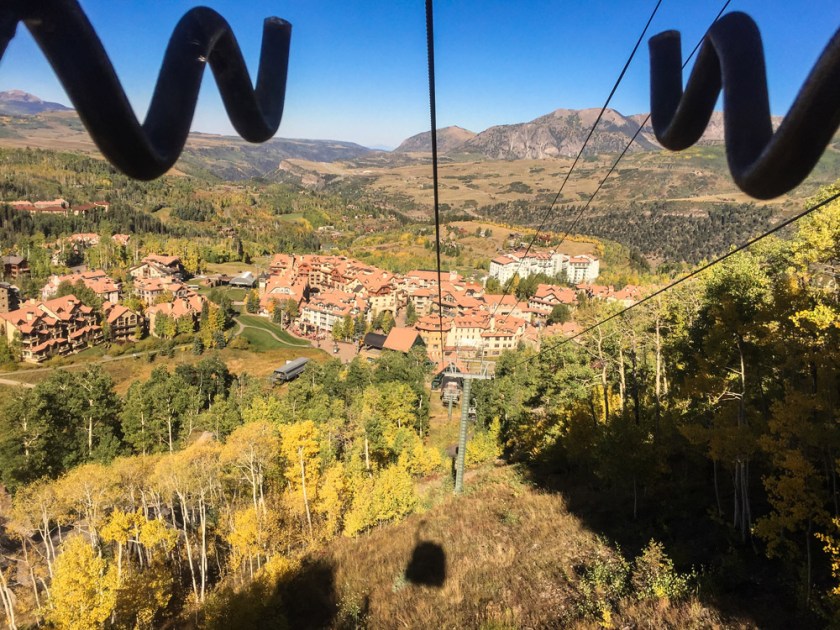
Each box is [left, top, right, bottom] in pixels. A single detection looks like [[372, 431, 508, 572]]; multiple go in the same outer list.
[[0, 90, 71, 115], [394, 126, 477, 153]]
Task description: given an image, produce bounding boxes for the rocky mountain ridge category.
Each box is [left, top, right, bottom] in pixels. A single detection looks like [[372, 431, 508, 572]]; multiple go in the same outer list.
[[0, 90, 72, 116], [0, 90, 788, 178]]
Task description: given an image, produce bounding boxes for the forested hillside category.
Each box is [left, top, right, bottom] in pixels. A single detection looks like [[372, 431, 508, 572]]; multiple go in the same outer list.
[[0, 148, 401, 297], [473, 185, 840, 623], [481, 199, 777, 263], [0, 349, 445, 628]]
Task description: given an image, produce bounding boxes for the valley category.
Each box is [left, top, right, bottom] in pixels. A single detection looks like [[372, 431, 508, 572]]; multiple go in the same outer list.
[[0, 87, 837, 629]]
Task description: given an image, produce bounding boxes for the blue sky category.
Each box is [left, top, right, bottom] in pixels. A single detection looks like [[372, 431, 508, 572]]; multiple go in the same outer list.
[[1, 1, 839, 148]]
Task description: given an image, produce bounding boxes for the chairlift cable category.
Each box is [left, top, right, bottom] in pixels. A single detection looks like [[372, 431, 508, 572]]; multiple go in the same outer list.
[[426, 0, 447, 366], [509, 187, 840, 370], [496, 0, 733, 326], [482, 0, 664, 331]]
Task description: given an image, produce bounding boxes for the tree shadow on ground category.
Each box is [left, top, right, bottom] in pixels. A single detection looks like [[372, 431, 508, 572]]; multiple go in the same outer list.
[[525, 465, 820, 630], [201, 556, 339, 630], [282, 556, 340, 629]]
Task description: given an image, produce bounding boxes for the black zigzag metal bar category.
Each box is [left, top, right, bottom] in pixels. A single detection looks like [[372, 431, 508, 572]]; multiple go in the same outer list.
[[0, 0, 291, 180], [650, 11, 840, 199]]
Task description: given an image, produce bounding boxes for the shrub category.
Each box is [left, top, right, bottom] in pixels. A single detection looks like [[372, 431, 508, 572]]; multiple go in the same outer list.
[[227, 336, 250, 350], [576, 545, 629, 619], [631, 540, 693, 601]]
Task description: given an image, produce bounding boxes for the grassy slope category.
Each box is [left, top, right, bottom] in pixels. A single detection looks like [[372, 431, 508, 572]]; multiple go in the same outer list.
[[218, 465, 752, 629], [236, 314, 309, 346], [0, 344, 325, 395], [200, 394, 762, 629]]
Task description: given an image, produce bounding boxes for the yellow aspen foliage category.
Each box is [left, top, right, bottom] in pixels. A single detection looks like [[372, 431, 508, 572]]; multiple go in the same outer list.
[[396, 435, 444, 477], [816, 520, 840, 596], [257, 555, 299, 584], [56, 463, 119, 545], [316, 463, 349, 538], [137, 515, 179, 561], [791, 303, 840, 333], [342, 476, 375, 537], [113, 562, 174, 630], [466, 418, 503, 467], [100, 509, 134, 547], [101, 509, 135, 585], [225, 506, 283, 573], [279, 420, 321, 503], [343, 464, 417, 537], [226, 507, 263, 573], [241, 396, 286, 425], [221, 421, 281, 512], [49, 536, 118, 630], [372, 463, 418, 522]]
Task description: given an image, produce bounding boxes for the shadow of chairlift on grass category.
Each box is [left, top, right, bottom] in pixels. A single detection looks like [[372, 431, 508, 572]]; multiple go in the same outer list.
[[404, 522, 446, 588]]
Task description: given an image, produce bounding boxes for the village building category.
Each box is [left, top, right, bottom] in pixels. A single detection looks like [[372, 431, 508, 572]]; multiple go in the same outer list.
[[528, 283, 579, 322], [415, 315, 453, 363], [383, 327, 425, 354], [404, 287, 435, 316], [256, 250, 573, 364], [133, 277, 193, 306], [146, 294, 206, 337], [402, 269, 463, 288], [128, 254, 185, 281], [42, 270, 121, 303], [1, 255, 30, 280], [229, 271, 257, 288], [7, 198, 68, 214], [101, 302, 142, 342], [259, 274, 308, 315], [431, 283, 485, 318], [489, 250, 569, 284], [0, 283, 20, 313], [542, 320, 583, 339], [608, 284, 645, 306], [480, 315, 530, 357], [299, 289, 364, 334], [112, 233, 131, 247], [480, 294, 530, 320], [354, 270, 399, 319], [0, 294, 102, 362], [489, 248, 600, 284], [360, 331, 388, 361], [576, 283, 614, 300], [567, 255, 601, 283]]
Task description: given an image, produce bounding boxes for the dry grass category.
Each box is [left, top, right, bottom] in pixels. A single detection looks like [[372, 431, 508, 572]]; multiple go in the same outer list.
[[274, 466, 756, 629], [0, 345, 326, 395], [449, 220, 597, 257], [203, 256, 271, 276]]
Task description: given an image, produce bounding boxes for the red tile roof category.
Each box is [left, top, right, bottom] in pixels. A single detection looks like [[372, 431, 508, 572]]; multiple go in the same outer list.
[[383, 327, 422, 353]]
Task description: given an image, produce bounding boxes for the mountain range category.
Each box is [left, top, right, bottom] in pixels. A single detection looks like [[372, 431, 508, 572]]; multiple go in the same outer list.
[[0, 89, 781, 177], [0, 89, 72, 116], [395, 108, 742, 159]]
